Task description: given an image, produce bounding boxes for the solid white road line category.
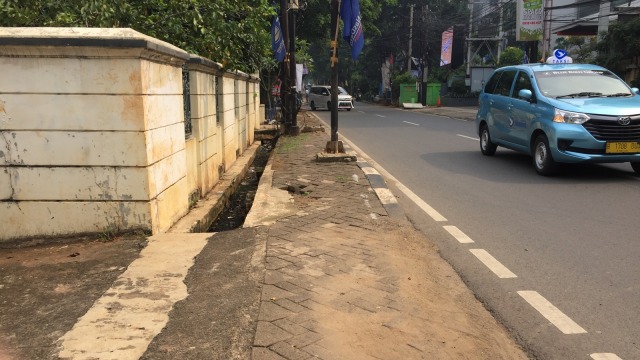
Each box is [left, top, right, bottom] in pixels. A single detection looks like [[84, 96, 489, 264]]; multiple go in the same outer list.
[[403, 121, 420, 126], [518, 290, 588, 335], [591, 353, 623, 360], [443, 225, 474, 243], [457, 134, 479, 141], [469, 249, 517, 278]]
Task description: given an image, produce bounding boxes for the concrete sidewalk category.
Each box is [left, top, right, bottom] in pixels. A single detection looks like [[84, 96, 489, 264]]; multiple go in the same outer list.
[[0, 109, 528, 360]]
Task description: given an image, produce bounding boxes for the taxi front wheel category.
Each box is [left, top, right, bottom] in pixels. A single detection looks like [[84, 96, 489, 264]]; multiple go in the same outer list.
[[631, 162, 640, 175], [533, 134, 558, 176]]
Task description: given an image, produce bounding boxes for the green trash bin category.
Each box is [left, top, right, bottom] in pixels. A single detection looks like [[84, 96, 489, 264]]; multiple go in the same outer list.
[[426, 83, 441, 106], [399, 83, 419, 104]]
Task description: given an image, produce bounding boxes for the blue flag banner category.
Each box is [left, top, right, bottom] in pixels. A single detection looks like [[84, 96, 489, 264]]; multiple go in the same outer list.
[[271, 16, 286, 62], [340, 0, 364, 60]]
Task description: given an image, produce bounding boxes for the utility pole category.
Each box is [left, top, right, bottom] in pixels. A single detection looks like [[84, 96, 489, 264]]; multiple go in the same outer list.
[[288, 0, 300, 135], [420, 4, 428, 105], [407, 4, 414, 71], [325, 0, 344, 153], [541, 0, 552, 60], [280, 0, 290, 133], [498, 0, 504, 61]]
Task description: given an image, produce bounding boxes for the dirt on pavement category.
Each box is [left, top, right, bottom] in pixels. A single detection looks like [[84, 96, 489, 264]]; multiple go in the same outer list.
[[0, 233, 147, 360]]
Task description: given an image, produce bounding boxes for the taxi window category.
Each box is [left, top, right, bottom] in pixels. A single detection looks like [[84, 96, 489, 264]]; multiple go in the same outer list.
[[534, 69, 631, 98], [484, 71, 502, 94], [512, 71, 533, 99], [494, 70, 517, 96]]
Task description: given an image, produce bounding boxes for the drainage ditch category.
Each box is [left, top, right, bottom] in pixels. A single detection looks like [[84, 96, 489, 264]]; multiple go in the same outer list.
[[208, 140, 275, 232]]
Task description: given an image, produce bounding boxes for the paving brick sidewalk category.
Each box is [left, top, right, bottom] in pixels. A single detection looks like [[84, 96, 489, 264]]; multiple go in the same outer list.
[[0, 109, 528, 360], [249, 111, 528, 360]]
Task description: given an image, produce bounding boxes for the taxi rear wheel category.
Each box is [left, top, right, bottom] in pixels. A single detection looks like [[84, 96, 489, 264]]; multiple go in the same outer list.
[[479, 124, 497, 156], [533, 134, 558, 176], [631, 162, 640, 175]]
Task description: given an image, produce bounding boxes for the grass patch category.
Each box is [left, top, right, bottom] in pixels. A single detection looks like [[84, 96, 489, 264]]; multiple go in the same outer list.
[[278, 133, 309, 152]]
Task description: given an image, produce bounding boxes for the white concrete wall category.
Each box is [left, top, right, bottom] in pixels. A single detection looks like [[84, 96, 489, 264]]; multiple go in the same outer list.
[[184, 60, 259, 200], [0, 28, 260, 243]]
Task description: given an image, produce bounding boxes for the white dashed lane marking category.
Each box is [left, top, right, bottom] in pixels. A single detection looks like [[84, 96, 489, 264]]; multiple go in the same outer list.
[[375, 114, 385, 118], [457, 134, 479, 141], [469, 249, 517, 278], [518, 290, 587, 335], [443, 225, 474, 243], [403, 121, 420, 126]]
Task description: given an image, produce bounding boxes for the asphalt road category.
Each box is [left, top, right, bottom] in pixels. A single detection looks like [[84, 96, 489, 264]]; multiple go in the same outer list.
[[311, 102, 640, 360]]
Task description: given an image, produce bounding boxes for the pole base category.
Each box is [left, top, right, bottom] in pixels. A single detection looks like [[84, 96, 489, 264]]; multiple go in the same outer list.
[[287, 125, 300, 136], [325, 140, 345, 154]]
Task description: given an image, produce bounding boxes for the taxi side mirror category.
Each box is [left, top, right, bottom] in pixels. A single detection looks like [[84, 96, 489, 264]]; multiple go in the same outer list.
[[518, 89, 534, 102], [631, 87, 640, 95]]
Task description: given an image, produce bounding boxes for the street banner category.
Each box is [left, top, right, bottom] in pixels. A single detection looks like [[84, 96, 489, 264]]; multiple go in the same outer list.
[[271, 16, 286, 62], [440, 27, 453, 66], [516, 0, 543, 41], [340, 0, 364, 60]]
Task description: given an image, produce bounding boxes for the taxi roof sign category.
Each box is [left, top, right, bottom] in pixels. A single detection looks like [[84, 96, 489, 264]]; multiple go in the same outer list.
[[546, 49, 573, 64]]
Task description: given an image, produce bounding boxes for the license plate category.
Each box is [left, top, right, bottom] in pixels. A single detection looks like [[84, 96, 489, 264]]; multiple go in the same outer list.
[[605, 142, 640, 154]]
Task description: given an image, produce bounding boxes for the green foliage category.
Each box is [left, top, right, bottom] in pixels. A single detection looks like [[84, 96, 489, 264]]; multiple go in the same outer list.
[[302, 0, 470, 98], [450, 78, 467, 94], [0, 0, 276, 73], [428, 66, 449, 83], [498, 47, 524, 67], [596, 17, 640, 76], [555, 36, 596, 63]]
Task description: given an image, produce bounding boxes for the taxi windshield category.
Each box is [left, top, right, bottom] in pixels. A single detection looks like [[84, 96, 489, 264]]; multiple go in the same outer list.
[[534, 70, 631, 98]]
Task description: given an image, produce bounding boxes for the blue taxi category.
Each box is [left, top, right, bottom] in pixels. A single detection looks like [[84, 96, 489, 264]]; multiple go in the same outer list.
[[475, 56, 640, 176]]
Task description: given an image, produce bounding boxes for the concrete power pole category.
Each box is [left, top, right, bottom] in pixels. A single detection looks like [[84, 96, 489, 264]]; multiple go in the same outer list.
[[542, 0, 553, 59], [408, 4, 414, 71]]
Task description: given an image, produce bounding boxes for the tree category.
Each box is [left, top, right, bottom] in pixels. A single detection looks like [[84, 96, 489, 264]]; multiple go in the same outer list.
[[555, 36, 596, 63], [596, 17, 640, 83], [0, 0, 275, 73], [498, 47, 524, 67]]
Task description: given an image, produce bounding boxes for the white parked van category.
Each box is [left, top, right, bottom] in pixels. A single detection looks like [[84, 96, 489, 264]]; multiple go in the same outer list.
[[308, 85, 353, 111]]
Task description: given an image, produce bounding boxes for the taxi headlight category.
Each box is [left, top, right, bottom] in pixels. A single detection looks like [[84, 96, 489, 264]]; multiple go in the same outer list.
[[553, 109, 590, 124]]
